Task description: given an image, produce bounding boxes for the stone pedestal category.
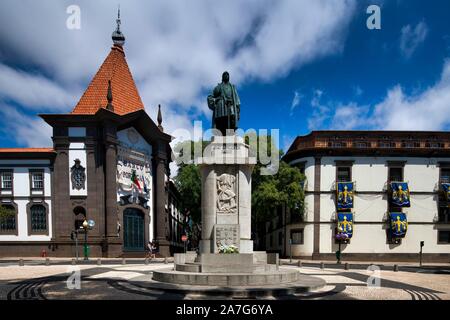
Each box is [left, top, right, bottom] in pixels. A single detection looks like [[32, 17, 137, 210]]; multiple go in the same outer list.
[[196, 135, 256, 254]]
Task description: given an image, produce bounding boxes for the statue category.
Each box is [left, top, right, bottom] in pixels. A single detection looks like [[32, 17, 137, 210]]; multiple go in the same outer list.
[[207, 71, 241, 135]]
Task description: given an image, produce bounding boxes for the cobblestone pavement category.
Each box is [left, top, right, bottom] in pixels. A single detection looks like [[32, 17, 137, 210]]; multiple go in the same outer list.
[[0, 261, 449, 300]]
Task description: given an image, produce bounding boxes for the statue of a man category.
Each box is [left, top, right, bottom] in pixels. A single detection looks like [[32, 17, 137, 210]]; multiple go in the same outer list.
[[207, 71, 240, 135]]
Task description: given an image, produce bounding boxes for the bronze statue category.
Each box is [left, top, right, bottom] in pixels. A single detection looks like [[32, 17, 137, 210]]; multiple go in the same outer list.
[[207, 71, 240, 135]]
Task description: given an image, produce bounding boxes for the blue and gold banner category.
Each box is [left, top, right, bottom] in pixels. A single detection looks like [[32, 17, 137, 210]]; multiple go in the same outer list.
[[442, 183, 450, 202], [337, 213, 353, 239], [390, 182, 410, 207], [337, 182, 354, 210], [390, 212, 407, 238]]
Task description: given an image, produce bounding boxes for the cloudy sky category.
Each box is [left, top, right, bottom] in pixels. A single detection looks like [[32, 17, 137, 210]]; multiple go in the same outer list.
[[0, 0, 450, 152]]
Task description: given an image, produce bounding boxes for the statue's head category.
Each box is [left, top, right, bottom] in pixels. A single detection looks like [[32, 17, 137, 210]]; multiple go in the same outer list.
[[222, 71, 230, 83]]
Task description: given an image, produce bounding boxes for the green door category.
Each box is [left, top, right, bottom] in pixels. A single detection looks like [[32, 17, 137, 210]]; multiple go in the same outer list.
[[123, 208, 145, 251]]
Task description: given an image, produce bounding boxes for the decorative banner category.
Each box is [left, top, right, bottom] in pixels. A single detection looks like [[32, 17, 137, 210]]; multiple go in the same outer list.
[[390, 182, 410, 207], [442, 183, 450, 203], [390, 212, 408, 238], [337, 213, 353, 239], [337, 182, 354, 210]]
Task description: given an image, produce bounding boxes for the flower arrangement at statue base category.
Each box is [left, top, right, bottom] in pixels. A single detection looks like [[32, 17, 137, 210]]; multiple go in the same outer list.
[[217, 241, 239, 254]]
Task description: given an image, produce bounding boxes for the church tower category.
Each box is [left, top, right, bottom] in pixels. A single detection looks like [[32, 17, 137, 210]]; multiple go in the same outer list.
[[40, 12, 173, 257]]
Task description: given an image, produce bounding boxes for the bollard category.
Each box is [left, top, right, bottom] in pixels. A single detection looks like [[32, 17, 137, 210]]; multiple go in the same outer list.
[[122, 258, 126, 265], [97, 259, 101, 266], [45, 258, 50, 266], [298, 260, 302, 268], [320, 262, 325, 270], [164, 257, 168, 264], [394, 264, 399, 272], [345, 263, 349, 270], [19, 259, 24, 266], [71, 258, 76, 265]]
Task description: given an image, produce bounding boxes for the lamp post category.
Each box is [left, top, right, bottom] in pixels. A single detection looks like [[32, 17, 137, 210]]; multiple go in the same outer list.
[[82, 220, 89, 261], [82, 219, 95, 261]]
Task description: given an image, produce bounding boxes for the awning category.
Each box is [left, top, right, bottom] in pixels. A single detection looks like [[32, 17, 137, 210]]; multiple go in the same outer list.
[[390, 182, 410, 207], [337, 182, 354, 210], [389, 212, 408, 238], [337, 212, 353, 239]]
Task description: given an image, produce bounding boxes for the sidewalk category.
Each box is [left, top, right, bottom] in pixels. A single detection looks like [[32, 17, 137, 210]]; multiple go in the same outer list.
[[0, 257, 174, 266], [279, 258, 450, 272]]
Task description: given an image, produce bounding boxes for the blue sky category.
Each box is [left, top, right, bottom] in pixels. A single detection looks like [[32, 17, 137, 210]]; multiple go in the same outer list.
[[0, 0, 450, 153]]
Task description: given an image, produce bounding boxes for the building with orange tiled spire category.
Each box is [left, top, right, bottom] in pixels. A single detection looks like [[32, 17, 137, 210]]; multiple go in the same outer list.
[[0, 12, 184, 258]]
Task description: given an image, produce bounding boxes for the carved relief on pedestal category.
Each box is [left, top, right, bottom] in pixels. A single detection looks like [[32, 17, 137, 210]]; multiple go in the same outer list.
[[216, 173, 237, 214]]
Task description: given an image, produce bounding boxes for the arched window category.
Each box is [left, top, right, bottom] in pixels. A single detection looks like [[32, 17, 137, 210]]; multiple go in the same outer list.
[[30, 205, 47, 233], [74, 206, 86, 230], [0, 204, 16, 234]]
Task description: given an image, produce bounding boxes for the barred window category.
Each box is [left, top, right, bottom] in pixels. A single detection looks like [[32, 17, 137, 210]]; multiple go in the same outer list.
[[30, 205, 47, 232], [337, 167, 351, 182], [0, 171, 12, 190], [291, 229, 304, 245], [441, 168, 450, 183], [0, 205, 16, 232], [31, 172, 44, 190]]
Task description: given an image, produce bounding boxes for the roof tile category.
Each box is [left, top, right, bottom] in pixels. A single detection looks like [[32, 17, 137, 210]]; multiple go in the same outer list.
[[71, 45, 145, 115]]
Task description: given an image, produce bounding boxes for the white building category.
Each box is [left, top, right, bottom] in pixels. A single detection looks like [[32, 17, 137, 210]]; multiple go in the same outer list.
[[0, 150, 54, 255], [266, 131, 450, 262]]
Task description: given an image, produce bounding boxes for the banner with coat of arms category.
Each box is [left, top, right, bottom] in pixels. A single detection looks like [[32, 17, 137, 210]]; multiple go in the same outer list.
[[389, 212, 408, 238], [390, 182, 410, 207], [337, 213, 353, 239], [337, 182, 354, 210], [442, 183, 450, 205]]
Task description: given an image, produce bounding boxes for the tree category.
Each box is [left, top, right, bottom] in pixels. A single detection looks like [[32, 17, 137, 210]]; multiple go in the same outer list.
[[174, 163, 202, 223]]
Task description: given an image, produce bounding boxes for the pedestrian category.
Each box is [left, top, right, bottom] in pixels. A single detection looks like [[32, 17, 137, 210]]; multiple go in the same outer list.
[[151, 242, 157, 259], [147, 241, 153, 259]]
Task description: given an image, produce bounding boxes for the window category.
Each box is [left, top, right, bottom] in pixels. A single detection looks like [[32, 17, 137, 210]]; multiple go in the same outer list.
[[291, 229, 304, 245], [354, 141, 369, 148], [0, 171, 13, 190], [379, 141, 395, 148], [438, 207, 449, 224], [0, 205, 16, 233], [30, 205, 47, 233], [389, 167, 403, 182], [337, 167, 351, 182], [438, 231, 450, 244], [31, 171, 44, 190], [441, 168, 450, 183]]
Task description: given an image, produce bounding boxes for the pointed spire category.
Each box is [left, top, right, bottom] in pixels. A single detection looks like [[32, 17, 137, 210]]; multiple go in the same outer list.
[[112, 5, 125, 46], [157, 104, 164, 131], [106, 80, 114, 112]]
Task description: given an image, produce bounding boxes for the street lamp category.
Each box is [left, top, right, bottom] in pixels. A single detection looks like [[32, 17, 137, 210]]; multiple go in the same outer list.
[[335, 230, 348, 264], [81, 219, 95, 261]]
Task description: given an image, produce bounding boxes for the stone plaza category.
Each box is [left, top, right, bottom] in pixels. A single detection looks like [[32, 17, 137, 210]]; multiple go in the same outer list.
[[0, 258, 449, 300]]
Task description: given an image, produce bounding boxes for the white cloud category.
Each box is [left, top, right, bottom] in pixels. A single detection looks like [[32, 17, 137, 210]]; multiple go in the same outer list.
[[0, 0, 357, 148], [307, 89, 331, 130], [0, 104, 52, 147], [320, 59, 450, 131], [290, 90, 302, 115], [330, 102, 370, 130], [0, 63, 76, 110], [400, 21, 429, 59]]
